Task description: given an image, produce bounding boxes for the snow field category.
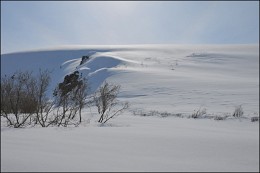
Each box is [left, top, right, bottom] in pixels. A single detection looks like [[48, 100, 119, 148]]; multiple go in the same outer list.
[[1, 114, 259, 172], [1, 44, 259, 171]]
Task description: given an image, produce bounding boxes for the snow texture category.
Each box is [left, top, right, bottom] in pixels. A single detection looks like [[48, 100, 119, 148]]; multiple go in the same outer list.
[[1, 44, 259, 172]]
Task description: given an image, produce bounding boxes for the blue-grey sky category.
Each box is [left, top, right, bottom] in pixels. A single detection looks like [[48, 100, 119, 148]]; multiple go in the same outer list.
[[1, 1, 259, 54]]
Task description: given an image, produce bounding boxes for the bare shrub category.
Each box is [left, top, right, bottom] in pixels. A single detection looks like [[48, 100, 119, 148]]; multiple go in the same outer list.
[[0, 69, 56, 127], [232, 105, 244, 118], [132, 109, 182, 118], [160, 112, 182, 118], [1, 69, 90, 128], [1, 71, 36, 127], [30, 69, 56, 127], [214, 115, 228, 121], [132, 109, 146, 116], [53, 71, 89, 126], [251, 117, 259, 122], [191, 108, 207, 119], [94, 81, 129, 124], [71, 77, 89, 123]]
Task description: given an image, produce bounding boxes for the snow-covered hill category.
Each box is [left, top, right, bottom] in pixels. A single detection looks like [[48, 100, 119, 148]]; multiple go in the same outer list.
[[1, 44, 259, 172], [1, 44, 259, 115]]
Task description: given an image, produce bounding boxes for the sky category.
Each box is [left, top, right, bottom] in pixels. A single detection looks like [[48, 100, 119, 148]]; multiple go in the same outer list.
[[1, 1, 259, 54]]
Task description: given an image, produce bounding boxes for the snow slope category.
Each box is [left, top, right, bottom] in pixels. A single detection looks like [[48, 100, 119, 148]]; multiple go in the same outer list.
[[1, 44, 259, 171], [1, 44, 259, 114]]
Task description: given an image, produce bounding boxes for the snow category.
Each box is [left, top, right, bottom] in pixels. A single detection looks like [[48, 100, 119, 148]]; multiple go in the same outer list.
[[1, 44, 259, 171], [1, 115, 259, 172]]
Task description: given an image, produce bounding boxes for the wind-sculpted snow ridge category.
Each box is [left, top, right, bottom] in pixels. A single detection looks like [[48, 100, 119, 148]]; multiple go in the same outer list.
[[61, 52, 140, 92], [0, 49, 139, 95]]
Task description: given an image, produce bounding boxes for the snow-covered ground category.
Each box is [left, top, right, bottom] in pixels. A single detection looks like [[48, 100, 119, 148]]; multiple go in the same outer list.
[[1, 44, 259, 171], [1, 115, 259, 172]]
